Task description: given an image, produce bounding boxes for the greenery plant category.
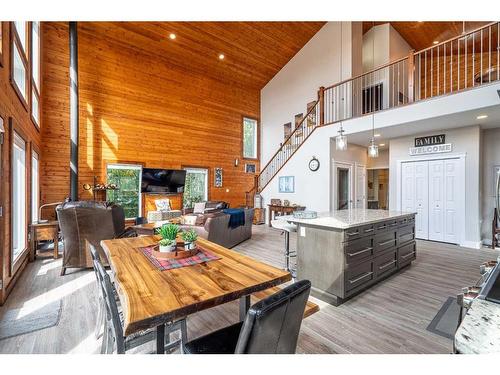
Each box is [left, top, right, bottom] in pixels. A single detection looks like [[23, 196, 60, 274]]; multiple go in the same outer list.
[[156, 223, 179, 241], [181, 229, 198, 243], [159, 238, 175, 247]]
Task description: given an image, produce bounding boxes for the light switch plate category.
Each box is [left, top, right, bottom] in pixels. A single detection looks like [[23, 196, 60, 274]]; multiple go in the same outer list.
[[300, 227, 306, 237]]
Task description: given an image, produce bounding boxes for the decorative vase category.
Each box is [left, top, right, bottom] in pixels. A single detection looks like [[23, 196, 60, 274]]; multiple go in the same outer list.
[[159, 241, 176, 253], [184, 241, 196, 251]]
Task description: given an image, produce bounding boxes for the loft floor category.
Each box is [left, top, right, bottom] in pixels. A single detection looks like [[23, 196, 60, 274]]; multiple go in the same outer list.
[[0, 225, 498, 354]]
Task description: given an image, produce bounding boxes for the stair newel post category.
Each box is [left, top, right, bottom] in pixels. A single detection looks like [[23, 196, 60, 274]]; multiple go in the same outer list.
[[319, 86, 325, 126], [407, 49, 415, 104]]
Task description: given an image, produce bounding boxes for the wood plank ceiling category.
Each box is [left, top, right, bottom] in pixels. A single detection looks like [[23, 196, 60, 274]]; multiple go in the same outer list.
[[89, 22, 326, 91], [362, 22, 493, 51]]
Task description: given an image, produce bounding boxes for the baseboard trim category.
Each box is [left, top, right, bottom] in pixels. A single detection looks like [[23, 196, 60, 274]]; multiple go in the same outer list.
[[460, 240, 482, 249], [482, 239, 493, 246]]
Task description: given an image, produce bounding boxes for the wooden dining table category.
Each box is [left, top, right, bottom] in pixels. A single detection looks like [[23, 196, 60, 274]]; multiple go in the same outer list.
[[101, 235, 291, 354]]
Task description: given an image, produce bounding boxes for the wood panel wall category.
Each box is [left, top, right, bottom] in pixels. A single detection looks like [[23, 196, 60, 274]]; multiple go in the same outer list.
[[0, 22, 42, 304], [41, 22, 260, 220]]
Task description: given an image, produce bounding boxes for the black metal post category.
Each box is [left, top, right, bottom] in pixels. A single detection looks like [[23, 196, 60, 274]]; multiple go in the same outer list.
[[69, 21, 79, 201]]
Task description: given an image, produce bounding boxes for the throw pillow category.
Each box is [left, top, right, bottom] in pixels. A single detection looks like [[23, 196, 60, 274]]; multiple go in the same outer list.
[[193, 202, 206, 214], [155, 198, 171, 212]]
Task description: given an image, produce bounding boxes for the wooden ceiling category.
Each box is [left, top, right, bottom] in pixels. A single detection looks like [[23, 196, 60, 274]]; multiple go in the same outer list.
[[78, 22, 326, 90], [362, 22, 492, 51]]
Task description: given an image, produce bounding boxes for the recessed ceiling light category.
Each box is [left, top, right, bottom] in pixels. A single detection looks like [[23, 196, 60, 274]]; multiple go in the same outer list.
[[218, 54, 225, 60], [379, 143, 385, 147], [169, 33, 176, 40], [374, 133, 381, 137], [433, 40, 439, 45], [477, 114, 488, 120]]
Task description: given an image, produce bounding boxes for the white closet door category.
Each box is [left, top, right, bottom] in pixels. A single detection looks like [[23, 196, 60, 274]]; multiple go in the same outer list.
[[355, 164, 367, 209], [443, 159, 460, 244], [401, 162, 416, 213], [428, 160, 445, 242], [414, 161, 429, 240]]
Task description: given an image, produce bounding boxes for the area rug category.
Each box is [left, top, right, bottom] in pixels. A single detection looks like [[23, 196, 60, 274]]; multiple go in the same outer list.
[[426, 297, 461, 340], [0, 300, 62, 340]]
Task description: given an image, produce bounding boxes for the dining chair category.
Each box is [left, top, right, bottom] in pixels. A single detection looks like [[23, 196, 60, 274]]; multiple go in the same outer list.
[[91, 247, 188, 354], [182, 279, 311, 354]]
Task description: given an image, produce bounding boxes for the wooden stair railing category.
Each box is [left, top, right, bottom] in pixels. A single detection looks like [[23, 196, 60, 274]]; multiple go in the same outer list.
[[247, 22, 500, 197]]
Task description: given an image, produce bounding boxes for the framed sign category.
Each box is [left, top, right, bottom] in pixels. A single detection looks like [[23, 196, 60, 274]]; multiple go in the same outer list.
[[214, 167, 223, 187], [245, 163, 256, 174], [409, 143, 452, 156], [414, 134, 445, 147]]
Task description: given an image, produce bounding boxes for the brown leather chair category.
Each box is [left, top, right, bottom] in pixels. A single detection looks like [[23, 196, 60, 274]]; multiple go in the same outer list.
[[56, 201, 135, 275]]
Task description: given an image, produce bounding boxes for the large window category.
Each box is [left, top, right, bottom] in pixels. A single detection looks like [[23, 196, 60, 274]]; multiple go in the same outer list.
[[11, 22, 29, 104], [0, 22, 4, 66], [31, 22, 41, 126], [183, 168, 208, 208], [106, 164, 142, 219], [242, 117, 258, 159], [12, 131, 27, 263], [32, 150, 40, 223]]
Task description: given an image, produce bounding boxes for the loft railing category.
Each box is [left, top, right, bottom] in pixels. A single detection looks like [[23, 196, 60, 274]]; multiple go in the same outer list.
[[249, 22, 499, 198]]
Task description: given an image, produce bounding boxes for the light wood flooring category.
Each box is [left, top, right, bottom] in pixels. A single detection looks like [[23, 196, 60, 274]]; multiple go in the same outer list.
[[0, 225, 498, 354]]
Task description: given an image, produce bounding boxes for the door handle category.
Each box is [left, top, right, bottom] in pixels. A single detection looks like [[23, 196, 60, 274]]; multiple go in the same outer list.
[[401, 252, 415, 260], [349, 271, 373, 284], [378, 239, 395, 246], [348, 247, 373, 257], [379, 260, 396, 270]]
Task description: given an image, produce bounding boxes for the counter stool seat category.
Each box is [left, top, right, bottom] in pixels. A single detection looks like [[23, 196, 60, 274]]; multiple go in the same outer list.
[[271, 219, 297, 280]]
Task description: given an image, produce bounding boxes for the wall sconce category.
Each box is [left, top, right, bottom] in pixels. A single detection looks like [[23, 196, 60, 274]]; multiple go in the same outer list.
[[234, 158, 239, 167]]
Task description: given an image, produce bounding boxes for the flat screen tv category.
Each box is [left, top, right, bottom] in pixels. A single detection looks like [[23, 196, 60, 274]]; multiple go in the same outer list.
[[141, 168, 187, 194]]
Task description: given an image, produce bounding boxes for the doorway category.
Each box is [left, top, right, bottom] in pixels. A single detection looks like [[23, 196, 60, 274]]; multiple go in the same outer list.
[[399, 156, 465, 245], [332, 161, 366, 210], [367, 169, 389, 209]]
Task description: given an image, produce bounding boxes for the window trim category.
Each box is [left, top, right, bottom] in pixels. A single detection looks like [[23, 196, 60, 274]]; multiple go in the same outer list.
[[31, 145, 40, 224], [0, 22, 4, 68], [9, 119, 30, 274], [9, 22, 29, 110], [106, 163, 143, 220], [241, 115, 260, 161], [30, 21, 41, 129], [182, 166, 210, 207]]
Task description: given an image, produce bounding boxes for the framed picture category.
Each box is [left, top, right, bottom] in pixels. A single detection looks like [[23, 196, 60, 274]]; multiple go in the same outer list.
[[245, 163, 256, 174], [283, 122, 292, 140], [306, 101, 316, 128], [294, 113, 303, 138], [279, 176, 294, 193], [214, 167, 223, 187]]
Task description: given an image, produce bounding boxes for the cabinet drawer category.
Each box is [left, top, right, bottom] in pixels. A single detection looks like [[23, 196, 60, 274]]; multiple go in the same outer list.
[[398, 224, 415, 245], [374, 250, 398, 279], [344, 224, 375, 241], [398, 241, 416, 267], [398, 216, 415, 227], [375, 219, 398, 233], [345, 260, 374, 292], [344, 236, 374, 264], [374, 230, 397, 255]]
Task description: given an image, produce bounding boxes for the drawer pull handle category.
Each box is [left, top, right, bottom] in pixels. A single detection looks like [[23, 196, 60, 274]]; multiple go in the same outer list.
[[378, 239, 395, 246], [378, 225, 387, 230], [364, 228, 374, 233], [348, 247, 373, 257], [379, 260, 396, 270], [401, 252, 415, 260], [388, 223, 397, 227], [349, 271, 373, 284], [347, 231, 360, 236]]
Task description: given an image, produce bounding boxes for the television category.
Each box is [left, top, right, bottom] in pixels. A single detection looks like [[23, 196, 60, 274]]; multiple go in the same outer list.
[[141, 168, 187, 194]]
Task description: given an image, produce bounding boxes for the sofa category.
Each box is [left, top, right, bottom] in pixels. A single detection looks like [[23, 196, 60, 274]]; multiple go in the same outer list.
[[56, 201, 136, 275], [181, 208, 254, 248], [182, 200, 229, 215]]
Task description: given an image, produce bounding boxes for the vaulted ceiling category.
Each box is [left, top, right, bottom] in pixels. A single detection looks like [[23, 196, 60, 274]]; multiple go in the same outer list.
[[79, 22, 326, 90], [362, 22, 493, 51]]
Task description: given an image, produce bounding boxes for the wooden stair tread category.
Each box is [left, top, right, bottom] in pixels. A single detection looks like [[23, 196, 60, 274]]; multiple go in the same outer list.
[[251, 286, 319, 319]]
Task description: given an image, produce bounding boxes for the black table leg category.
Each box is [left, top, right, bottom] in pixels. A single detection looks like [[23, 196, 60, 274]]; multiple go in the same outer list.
[[156, 323, 165, 354], [239, 295, 251, 321]]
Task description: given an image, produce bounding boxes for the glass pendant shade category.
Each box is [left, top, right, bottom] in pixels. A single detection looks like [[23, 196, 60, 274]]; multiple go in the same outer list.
[[368, 139, 379, 158], [336, 129, 347, 151]]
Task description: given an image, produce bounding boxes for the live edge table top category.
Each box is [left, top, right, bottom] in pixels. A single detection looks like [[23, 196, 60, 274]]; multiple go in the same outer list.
[[101, 235, 291, 336]]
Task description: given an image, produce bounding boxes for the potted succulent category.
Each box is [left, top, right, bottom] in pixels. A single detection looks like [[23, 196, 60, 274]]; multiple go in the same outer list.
[[156, 224, 179, 252], [181, 229, 198, 250]]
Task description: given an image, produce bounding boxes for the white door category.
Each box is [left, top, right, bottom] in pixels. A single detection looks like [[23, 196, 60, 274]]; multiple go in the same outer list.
[[414, 161, 429, 240], [428, 160, 444, 241], [333, 161, 354, 210], [443, 158, 460, 244], [355, 164, 367, 209], [401, 162, 416, 213]]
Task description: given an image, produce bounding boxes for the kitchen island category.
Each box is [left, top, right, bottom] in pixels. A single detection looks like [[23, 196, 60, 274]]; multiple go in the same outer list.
[[285, 209, 416, 306]]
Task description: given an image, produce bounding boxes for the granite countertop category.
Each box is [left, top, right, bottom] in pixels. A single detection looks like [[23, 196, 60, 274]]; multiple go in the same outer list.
[[281, 209, 416, 229], [455, 299, 500, 354]]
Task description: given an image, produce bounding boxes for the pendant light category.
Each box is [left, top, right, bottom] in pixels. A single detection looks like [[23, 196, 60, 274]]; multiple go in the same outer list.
[[336, 24, 348, 151], [336, 122, 347, 150], [368, 114, 379, 158]]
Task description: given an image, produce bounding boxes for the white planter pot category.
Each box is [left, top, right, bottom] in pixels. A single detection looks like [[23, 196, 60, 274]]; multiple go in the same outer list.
[[184, 241, 196, 250], [159, 242, 176, 253]]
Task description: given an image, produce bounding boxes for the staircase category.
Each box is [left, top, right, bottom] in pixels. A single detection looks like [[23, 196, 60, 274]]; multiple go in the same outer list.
[[246, 22, 500, 206]]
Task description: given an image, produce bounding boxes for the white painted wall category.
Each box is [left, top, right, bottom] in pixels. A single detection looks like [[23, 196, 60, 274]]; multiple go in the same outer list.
[[362, 24, 390, 72], [367, 149, 389, 169], [260, 22, 358, 166], [389, 25, 412, 61], [480, 127, 500, 244], [388, 125, 482, 247]]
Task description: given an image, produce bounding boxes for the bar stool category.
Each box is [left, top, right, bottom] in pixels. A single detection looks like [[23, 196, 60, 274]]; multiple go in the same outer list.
[[271, 219, 297, 281]]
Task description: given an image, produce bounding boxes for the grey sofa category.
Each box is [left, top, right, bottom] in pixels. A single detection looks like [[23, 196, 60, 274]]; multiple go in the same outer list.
[[181, 208, 254, 249]]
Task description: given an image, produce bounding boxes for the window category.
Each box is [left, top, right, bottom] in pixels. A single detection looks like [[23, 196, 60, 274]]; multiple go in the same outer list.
[[12, 131, 27, 263], [183, 168, 208, 208], [32, 150, 39, 223], [106, 164, 142, 219], [11, 21, 29, 104], [31, 22, 40, 126], [0, 22, 4, 66], [242, 117, 258, 159]]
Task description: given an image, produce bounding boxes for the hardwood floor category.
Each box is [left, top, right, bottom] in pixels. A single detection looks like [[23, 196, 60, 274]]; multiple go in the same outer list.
[[0, 224, 498, 354]]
